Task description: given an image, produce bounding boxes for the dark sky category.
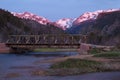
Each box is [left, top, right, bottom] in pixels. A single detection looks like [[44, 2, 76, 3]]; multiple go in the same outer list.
[[0, 0, 120, 21]]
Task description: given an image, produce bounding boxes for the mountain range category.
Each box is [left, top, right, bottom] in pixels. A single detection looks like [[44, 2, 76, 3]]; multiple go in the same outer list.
[[12, 9, 120, 30], [68, 10, 120, 46], [0, 8, 120, 46]]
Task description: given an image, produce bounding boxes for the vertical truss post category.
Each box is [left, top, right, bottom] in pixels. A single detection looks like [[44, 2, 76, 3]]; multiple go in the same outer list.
[[26, 36, 30, 44], [17, 36, 20, 44], [35, 35, 39, 44]]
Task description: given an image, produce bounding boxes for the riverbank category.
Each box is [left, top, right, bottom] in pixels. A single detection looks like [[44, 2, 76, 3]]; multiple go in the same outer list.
[[33, 50, 120, 76], [0, 43, 120, 76], [0, 43, 79, 54], [0, 43, 10, 53], [0, 51, 120, 80], [34, 48, 78, 52]]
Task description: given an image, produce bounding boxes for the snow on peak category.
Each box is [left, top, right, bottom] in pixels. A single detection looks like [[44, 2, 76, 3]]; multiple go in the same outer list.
[[55, 18, 75, 30], [74, 9, 120, 25], [12, 12, 75, 30], [12, 12, 50, 25], [11, 9, 120, 30]]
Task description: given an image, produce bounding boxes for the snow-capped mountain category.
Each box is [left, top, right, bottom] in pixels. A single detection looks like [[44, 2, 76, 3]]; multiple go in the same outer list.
[[12, 12, 75, 30], [12, 12, 50, 25], [73, 9, 120, 25], [54, 18, 75, 30], [11, 9, 120, 30]]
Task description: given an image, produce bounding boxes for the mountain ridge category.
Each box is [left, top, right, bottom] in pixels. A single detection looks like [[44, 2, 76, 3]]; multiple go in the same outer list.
[[0, 9, 65, 42], [0, 8, 120, 46], [12, 9, 120, 30], [67, 10, 120, 46]]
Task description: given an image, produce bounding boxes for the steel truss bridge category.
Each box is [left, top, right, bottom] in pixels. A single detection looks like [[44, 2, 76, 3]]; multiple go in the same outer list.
[[6, 34, 87, 49]]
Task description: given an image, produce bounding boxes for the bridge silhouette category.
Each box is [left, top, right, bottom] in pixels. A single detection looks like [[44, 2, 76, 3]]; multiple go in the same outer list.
[[6, 34, 87, 52]]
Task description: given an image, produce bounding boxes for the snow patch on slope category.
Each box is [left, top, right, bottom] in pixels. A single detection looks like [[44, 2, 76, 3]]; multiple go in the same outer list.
[[74, 9, 120, 25], [12, 12, 50, 25], [55, 18, 76, 30]]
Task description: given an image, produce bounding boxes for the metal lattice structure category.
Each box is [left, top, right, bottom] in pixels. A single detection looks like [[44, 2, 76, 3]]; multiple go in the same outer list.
[[6, 34, 87, 48]]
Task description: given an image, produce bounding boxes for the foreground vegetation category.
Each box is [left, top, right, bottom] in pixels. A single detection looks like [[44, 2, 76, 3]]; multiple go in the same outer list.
[[51, 59, 101, 69], [46, 50, 120, 76], [48, 59, 102, 76], [94, 51, 120, 59]]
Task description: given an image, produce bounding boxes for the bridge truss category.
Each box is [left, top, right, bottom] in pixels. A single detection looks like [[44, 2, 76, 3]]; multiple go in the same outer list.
[[6, 34, 87, 48]]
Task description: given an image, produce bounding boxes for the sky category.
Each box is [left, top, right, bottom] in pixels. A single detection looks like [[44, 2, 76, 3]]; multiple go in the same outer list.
[[0, 0, 120, 21]]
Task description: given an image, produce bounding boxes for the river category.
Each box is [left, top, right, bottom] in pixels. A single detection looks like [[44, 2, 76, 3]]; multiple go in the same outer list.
[[0, 52, 120, 80]]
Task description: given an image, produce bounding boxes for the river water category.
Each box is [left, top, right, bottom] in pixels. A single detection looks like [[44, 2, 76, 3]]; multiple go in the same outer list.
[[0, 52, 120, 80]]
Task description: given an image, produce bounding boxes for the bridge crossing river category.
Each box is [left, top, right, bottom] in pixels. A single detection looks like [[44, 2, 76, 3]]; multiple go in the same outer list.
[[6, 34, 86, 48], [6, 34, 87, 49]]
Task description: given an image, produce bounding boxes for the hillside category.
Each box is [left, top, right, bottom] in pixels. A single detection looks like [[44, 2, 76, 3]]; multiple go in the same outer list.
[[0, 9, 65, 42], [0, 9, 31, 42], [67, 11, 120, 46]]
